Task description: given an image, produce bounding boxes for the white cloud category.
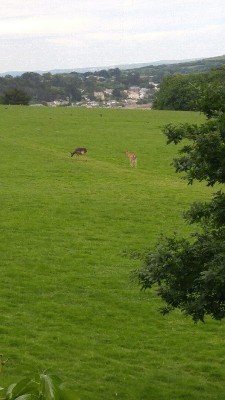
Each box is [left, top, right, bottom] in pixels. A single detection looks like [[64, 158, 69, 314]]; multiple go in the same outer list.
[[0, 0, 224, 71], [0, 16, 92, 37]]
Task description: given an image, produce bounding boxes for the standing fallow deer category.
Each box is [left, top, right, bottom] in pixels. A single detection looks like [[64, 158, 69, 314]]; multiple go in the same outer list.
[[125, 150, 137, 167]]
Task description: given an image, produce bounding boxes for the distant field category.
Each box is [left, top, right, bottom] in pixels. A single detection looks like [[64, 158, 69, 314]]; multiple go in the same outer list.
[[1, 106, 225, 400]]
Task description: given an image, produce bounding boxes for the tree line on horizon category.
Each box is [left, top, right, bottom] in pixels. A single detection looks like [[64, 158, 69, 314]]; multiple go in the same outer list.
[[0, 67, 149, 105], [0, 56, 224, 107]]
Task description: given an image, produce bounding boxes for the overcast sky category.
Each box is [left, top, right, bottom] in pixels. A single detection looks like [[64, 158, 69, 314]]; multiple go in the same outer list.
[[1, 0, 225, 73]]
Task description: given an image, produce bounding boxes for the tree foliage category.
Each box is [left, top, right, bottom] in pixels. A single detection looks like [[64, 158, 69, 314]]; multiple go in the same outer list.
[[153, 74, 200, 110], [0, 372, 79, 400], [153, 65, 225, 111], [1, 88, 31, 105], [135, 82, 225, 322]]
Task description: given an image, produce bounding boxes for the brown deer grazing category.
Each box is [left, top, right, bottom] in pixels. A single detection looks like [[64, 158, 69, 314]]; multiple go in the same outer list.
[[125, 150, 137, 167], [71, 147, 87, 157]]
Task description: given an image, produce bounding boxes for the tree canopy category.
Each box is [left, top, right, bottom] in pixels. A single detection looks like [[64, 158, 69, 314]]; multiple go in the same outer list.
[[1, 88, 31, 105], [153, 65, 225, 111], [135, 82, 225, 322], [152, 74, 200, 110]]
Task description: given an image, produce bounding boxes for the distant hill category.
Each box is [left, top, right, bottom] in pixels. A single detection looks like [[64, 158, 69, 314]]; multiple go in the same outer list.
[[0, 57, 204, 77], [1, 55, 225, 78], [134, 55, 225, 83]]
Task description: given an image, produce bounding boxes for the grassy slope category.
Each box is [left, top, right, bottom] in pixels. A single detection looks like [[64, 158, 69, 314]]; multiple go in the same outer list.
[[1, 106, 225, 400]]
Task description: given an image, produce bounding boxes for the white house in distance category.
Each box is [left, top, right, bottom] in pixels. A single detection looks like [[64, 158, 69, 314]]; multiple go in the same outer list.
[[94, 91, 105, 100], [127, 86, 139, 100]]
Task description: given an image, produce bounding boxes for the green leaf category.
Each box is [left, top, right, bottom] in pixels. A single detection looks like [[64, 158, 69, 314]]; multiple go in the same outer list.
[[5, 379, 38, 400], [13, 395, 32, 400], [39, 374, 62, 400]]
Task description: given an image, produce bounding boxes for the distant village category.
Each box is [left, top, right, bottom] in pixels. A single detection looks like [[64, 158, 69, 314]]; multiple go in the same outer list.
[[41, 82, 159, 109]]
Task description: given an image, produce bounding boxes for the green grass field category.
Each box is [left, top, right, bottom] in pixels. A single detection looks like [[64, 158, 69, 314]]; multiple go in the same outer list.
[[1, 106, 225, 400]]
